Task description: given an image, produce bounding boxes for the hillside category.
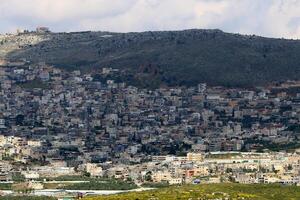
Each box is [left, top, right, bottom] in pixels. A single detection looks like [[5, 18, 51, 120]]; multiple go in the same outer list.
[[2, 29, 300, 87], [84, 183, 300, 200]]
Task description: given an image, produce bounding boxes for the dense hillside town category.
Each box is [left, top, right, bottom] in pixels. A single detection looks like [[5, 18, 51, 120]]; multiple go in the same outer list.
[[1, 60, 300, 193], [1, 0, 300, 198]]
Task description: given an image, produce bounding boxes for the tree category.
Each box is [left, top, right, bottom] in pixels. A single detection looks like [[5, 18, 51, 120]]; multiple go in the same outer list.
[[145, 171, 152, 182], [228, 176, 235, 183], [83, 171, 91, 177], [12, 172, 25, 182]]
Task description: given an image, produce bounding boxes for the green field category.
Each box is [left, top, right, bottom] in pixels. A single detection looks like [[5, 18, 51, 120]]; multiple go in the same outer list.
[[84, 183, 300, 200], [0, 183, 12, 190], [0, 197, 55, 200], [61, 179, 137, 190]]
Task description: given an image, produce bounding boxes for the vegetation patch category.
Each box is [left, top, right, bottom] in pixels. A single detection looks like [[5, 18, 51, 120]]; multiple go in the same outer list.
[[17, 79, 50, 89], [84, 183, 300, 200], [61, 179, 137, 190]]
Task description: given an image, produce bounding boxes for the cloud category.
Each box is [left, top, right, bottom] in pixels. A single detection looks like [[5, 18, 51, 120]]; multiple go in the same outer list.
[[0, 0, 299, 39]]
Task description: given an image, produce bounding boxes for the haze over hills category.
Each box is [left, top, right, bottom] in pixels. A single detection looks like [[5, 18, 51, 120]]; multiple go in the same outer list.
[[1, 29, 300, 88]]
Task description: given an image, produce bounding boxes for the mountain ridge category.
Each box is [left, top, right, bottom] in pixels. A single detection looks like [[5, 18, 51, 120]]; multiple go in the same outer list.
[[1, 29, 300, 88]]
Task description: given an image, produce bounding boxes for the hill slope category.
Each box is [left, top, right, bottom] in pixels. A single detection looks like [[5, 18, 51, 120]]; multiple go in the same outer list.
[[2, 29, 300, 87], [84, 183, 300, 200]]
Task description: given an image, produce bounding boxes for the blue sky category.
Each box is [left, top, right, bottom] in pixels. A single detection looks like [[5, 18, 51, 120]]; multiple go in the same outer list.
[[0, 0, 300, 39]]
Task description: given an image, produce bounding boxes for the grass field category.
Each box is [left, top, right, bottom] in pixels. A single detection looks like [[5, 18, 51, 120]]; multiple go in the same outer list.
[[61, 179, 137, 190], [84, 183, 300, 200], [0, 197, 55, 200]]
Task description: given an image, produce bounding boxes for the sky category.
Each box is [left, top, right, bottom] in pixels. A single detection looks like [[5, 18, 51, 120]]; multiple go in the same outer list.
[[0, 0, 300, 39]]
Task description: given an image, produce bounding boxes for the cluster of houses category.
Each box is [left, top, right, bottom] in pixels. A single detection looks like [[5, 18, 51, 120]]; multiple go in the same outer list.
[[1, 151, 300, 188], [1, 62, 300, 187]]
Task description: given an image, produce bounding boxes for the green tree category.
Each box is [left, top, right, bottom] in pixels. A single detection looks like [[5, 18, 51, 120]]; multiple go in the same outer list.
[[145, 171, 152, 182]]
